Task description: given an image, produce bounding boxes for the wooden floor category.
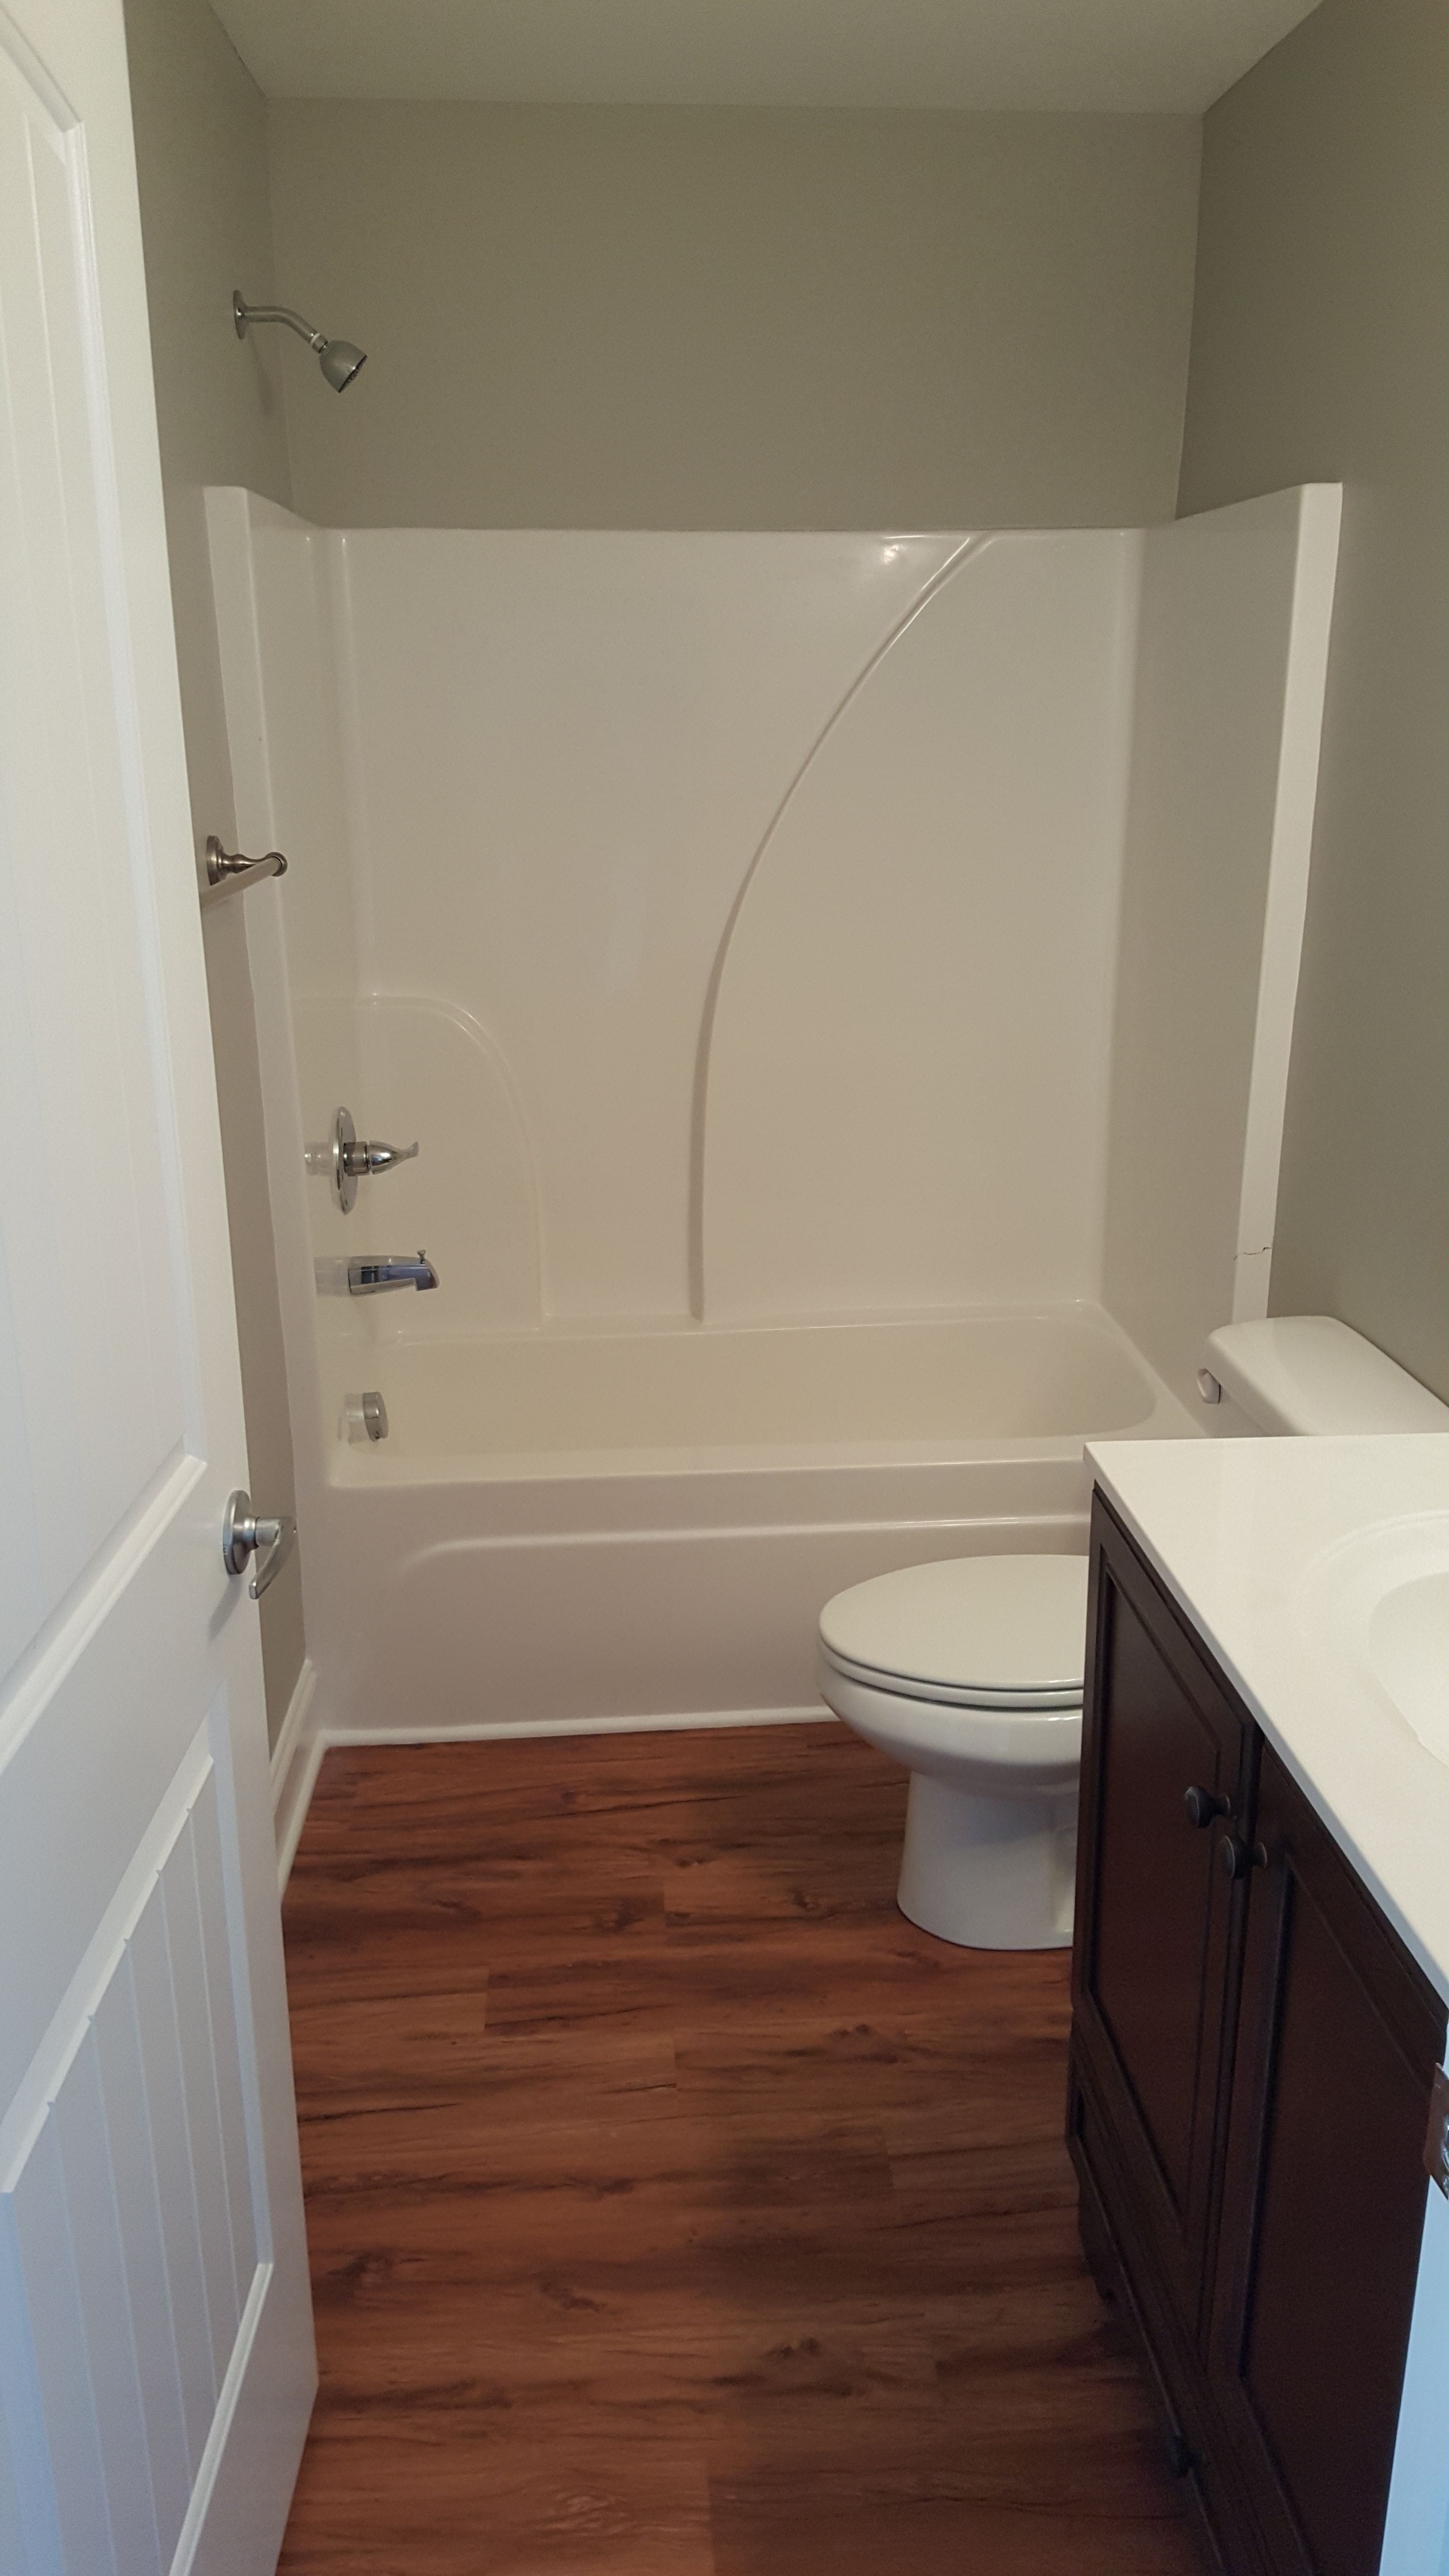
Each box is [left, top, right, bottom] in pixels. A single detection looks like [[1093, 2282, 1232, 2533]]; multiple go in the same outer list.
[[278, 1723, 1199, 2576]]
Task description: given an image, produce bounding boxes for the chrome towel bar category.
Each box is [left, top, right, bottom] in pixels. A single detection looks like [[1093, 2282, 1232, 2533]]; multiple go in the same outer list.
[[200, 833, 289, 909]]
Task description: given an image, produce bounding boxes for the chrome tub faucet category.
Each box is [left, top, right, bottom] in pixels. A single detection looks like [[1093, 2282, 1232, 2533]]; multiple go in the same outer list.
[[346, 1252, 439, 1295]]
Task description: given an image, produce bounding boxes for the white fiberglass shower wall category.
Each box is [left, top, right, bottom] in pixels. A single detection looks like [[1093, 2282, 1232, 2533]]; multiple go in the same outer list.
[[223, 521, 1142, 1329], [207, 491, 1339, 1742]]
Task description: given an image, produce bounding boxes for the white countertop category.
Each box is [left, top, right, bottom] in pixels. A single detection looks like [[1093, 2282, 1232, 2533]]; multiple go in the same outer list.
[[1087, 1432, 1449, 2014]]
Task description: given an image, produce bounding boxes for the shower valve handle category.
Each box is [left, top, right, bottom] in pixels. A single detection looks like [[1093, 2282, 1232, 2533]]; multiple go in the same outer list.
[[348, 1136, 419, 1178], [331, 1106, 418, 1211]]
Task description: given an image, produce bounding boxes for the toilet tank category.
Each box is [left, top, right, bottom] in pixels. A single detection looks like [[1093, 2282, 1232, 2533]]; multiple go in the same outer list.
[[1199, 1316, 1449, 1435]]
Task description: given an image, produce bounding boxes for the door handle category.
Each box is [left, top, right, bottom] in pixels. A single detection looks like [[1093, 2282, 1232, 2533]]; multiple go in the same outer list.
[[200, 835, 288, 909], [222, 1489, 297, 1599], [1184, 1784, 1231, 1829]]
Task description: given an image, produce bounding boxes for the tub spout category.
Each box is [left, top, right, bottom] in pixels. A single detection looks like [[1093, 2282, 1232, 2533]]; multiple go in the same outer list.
[[347, 1251, 439, 1294]]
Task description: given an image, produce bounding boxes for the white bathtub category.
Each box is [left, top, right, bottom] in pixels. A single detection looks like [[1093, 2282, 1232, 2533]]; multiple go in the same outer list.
[[302, 1306, 1198, 1741]]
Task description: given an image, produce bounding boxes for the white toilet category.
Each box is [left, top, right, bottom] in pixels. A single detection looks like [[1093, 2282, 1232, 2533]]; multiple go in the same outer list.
[[818, 1314, 1449, 1953], [817, 1552, 1089, 1950]]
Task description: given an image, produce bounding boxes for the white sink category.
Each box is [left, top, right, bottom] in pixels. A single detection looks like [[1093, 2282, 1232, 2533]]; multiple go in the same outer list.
[[1296, 1513, 1449, 1768], [1366, 1569, 1449, 1766]]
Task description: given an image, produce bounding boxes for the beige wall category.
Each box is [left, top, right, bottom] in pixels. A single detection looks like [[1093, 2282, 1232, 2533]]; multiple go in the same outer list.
[[265, 102, 1201, 531], [125, 0, 306, 1743], [1178, 0, 1449, 1397]]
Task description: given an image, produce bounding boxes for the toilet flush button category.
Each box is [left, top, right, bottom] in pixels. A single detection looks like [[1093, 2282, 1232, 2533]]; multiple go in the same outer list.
[[1197, 1368, 1223, 1405]]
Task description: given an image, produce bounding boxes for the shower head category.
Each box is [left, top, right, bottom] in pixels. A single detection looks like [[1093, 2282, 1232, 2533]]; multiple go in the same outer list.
[[233, 290, 367, 392], [318, 337, 367, 393]]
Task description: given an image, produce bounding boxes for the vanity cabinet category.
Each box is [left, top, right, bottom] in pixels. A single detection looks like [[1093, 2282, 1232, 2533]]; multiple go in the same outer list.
[[1069, 1493, 1444, 2576]]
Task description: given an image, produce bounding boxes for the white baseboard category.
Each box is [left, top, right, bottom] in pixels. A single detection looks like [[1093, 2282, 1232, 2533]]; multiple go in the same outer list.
[[271, 1658, 323, 1890], [320, 1703, 833, 1749], [274, 1691, 835, 1880]]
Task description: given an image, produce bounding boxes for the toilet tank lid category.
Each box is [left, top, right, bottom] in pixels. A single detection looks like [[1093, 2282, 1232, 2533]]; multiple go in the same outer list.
[[818, 1554, 1089, 1698], [1205, 1317, 1449, 1435]]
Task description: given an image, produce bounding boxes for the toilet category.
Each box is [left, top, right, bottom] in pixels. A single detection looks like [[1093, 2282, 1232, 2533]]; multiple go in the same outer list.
[[817, 1552, 1089, 1950], [819, 1314, 1449, 1952]]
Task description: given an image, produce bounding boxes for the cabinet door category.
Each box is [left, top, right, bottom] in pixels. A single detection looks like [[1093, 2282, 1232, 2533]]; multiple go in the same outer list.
[[1208, 1745, 1442, 2576], [1072, 1497, 1252, 2344]]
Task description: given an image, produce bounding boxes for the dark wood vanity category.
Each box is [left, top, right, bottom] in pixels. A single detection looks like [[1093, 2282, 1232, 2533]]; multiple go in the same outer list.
[[1069, 1490, 1445, 2576]]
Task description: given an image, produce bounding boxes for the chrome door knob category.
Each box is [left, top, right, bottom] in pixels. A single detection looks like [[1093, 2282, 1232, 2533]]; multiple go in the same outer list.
[[222, 1489, 297, 1599]]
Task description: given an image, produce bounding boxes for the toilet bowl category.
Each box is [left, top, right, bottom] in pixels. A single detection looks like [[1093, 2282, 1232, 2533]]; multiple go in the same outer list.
[[817, 1553, 1089, 1951]]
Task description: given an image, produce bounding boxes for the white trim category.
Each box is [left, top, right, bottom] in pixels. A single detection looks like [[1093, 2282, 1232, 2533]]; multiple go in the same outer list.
[[270, 1657, 322, 1890], [320, 1702, 833, 1750], [271, 1684, 832, 1879], [1231, 1244, 1273, 1320], [170, 2259, 273, 2575], [268, 1655, 314, 1792], [1233, 481, 1343, 1319]]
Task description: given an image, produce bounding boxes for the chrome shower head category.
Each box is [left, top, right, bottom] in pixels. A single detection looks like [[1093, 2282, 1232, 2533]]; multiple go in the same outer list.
[[318, 337, 367, 393], [233, 290, 367, 393]]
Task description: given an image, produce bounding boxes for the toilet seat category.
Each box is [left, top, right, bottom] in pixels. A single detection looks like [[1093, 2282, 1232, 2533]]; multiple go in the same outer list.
[[818, 1642, 1080, 1709], [816, 1657, 1083, 1794], [818, 1554, 1089, 1710]]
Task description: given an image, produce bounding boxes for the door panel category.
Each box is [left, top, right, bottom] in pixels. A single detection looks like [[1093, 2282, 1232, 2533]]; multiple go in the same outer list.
[[0, 0, 315, 2562], [1072, 1498, 1250, 2342], [1093, 1583, 1230, 2211], [1208, 1746, 1442, 2576], [0, 1715, 274, 2575], [0, 1477, 212, 2107], [0, 26, 189, 1680]]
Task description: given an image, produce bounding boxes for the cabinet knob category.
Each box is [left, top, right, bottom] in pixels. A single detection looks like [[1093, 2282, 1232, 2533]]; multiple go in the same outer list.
[[1219, 1834, 1269, 1882], [1185, 1784, 1231, 1829], [1219, 1832, 1251, 1882]]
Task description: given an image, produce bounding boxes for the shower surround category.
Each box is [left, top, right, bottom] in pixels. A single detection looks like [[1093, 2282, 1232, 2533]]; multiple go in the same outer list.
[[205, 492, 1339, 1789]]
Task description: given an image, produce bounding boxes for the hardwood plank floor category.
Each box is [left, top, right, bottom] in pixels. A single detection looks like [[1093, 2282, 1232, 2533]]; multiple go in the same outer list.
[[278, 1724, 1198, 2576]]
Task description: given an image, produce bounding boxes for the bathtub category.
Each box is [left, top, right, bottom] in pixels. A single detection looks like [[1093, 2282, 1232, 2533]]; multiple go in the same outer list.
[[302, 1305, 1198, 1742]]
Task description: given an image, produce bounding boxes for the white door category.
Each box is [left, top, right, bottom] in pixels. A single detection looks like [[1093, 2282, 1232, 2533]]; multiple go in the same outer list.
[[0, 0, 316, 2568]]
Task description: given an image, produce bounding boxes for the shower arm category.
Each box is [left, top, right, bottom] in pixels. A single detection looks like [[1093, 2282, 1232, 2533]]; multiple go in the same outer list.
[[232, 290, 367, 391], [233, 292, 327, 353]]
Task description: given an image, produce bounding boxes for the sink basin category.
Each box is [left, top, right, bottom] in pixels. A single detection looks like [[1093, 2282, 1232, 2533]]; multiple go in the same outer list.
[[1296, 1513, 1449, 1767], [1366, 1570, 1449, 1766]]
